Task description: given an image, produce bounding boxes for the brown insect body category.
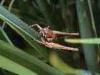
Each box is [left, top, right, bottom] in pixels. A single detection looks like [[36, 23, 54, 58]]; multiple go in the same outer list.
[[39, 26, 79, 42], [30, 24, 79, 51], [39, 26, 56, 42]]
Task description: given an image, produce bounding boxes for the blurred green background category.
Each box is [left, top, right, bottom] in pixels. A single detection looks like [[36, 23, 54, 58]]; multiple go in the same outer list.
[[0, 0, 100, 75]]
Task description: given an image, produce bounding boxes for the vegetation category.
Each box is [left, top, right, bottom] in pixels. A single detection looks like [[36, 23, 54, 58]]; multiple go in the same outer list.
[[0, 0, 100, 75]]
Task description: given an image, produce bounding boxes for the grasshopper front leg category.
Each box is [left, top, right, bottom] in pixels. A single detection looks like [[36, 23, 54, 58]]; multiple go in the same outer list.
[[30, 24, 43, 30]]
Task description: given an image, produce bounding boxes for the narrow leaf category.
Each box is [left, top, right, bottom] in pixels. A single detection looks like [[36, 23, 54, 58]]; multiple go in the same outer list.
[[0, 40, 65, 75], [0, 5, 48, 58], [65, 38, 100, 44], [76, 0, 97, 74], [0, 28, 13, 46], [0, 55, 37, 75]]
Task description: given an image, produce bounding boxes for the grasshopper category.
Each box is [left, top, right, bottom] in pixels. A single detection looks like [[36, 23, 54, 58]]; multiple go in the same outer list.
[[30, 24, 79, 51]]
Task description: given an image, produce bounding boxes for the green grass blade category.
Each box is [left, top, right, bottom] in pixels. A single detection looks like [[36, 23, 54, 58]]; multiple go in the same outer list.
[[65, 38, 100, 44], [1, 0, 15, 29], [0, 5, 48, 58], [59, 0, 67, 19], [0, 40, 65, 75], [0, 5, 39, 39], [49, 51, 100, 75], [87, 0, 97, 36], [49, 51, 76, 74], [76, 0, 97, 74], [35, 0, 52, 25], [0, 0, 5, 5], [0, 28, 13, 46], [0, 55, 37, 75]]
